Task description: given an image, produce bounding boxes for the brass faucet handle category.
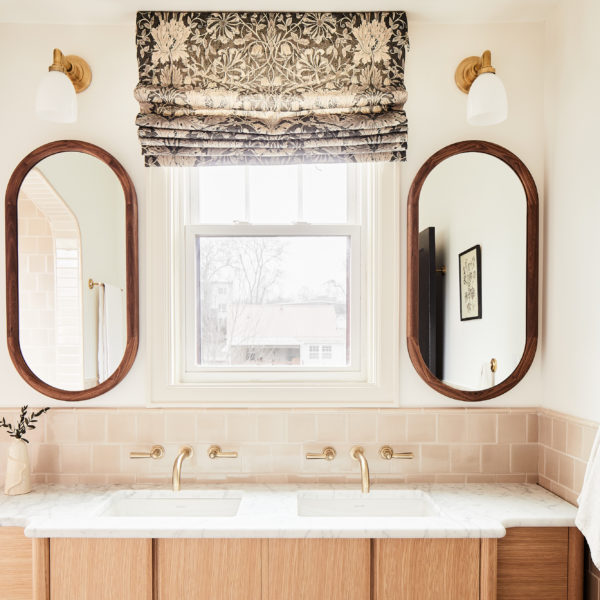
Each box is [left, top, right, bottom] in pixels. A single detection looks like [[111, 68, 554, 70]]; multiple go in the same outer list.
[[129, 445, 165, 460], [379, 446, 414, 461], [305, 447, 337, 461], [208, 445, 238, 459]]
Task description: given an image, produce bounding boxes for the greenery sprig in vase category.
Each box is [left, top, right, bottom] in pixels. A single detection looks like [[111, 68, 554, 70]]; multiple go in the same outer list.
[[2, 406, 49, 496], [0, 405, 49, 443]]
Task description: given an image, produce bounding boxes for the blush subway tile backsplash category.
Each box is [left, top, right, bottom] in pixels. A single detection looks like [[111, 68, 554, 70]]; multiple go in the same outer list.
[[534, 409, 599, 600], [537, 408, 597, 505], [0, 407, 541, 486], [1, 406, 595, 508]]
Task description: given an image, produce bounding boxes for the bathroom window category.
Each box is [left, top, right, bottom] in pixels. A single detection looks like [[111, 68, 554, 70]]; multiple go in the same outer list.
[[185, 164, 358, 373], [148, 162, 399, 406]]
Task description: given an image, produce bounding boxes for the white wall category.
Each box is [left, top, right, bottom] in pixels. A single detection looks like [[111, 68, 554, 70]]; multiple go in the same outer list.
[[542, 0, 600, 421], [419, 153, 526, 390], [0, 19, 546, 408]]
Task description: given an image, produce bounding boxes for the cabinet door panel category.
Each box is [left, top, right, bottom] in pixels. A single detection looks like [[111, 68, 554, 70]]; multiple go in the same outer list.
[[497, 527, 568, 599], [267, 539, 370, 600], [0, 527, 32, 600], [50, 538, 152, 600], [373, 538, 479, 600], [155, 539, 262, 600]]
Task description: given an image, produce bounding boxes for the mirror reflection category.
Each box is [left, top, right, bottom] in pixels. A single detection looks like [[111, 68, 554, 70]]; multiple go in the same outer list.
[[418, 152, 526, 391], [17, 152, 126, 390]]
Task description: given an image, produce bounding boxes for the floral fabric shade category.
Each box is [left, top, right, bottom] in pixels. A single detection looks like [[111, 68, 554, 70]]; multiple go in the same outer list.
[[135, 11, 409, 166]]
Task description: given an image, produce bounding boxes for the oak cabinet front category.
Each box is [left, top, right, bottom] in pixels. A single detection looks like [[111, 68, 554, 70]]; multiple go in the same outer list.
[[0, 527, 33, 600], [156, 539, 370, 600], [49, 539, 152, 600], [28, 527, 582, 600], [266, 539, 370, 600], [373, 538, 480, 600], [497, 527, 583, 600], [155, 539, 262, 600]]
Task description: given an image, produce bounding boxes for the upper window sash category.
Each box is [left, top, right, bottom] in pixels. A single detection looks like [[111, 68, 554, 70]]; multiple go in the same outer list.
[[187, 164, 358, 226]]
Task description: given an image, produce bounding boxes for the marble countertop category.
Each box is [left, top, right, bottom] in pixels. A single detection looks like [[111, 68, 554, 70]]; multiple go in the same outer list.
[[0, 483, 577, 539]]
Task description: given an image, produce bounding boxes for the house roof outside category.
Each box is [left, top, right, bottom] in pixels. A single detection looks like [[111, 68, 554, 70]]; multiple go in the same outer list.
[[228, 302, 345, 347]]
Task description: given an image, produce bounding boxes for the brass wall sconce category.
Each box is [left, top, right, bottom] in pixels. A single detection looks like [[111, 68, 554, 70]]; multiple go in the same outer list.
[[35, 48, 92, 123], [455, 50, 507, 126]]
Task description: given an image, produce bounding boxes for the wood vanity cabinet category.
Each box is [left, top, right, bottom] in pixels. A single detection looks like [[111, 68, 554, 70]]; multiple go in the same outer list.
[[0, 527, 33, 600], [496, 527, 583, 600], [155, 539, 262, 600], [30, 528, 583, 600], [155, 539, 369, 600], [46, 539, 152, 600], [373, 538, 480, 600], [265, 539, 370, 600], [373, 529, 583, 600]]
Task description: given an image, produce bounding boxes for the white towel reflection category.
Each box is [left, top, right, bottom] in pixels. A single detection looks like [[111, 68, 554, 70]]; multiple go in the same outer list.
[[98, 283, 125, 383]]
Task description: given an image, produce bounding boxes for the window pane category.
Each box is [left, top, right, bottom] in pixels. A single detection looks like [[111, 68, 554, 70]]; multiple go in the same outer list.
[[196, 236, 349, 367], [196, 164, 350, 225], [197, 166, 245, 223], [302, 164, 347, 223], [248, 165, 298, 223]]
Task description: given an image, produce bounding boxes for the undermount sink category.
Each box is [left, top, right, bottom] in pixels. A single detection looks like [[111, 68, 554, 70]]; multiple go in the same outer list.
[[296, 490, 440, 518], [100, 492, 242, 518]]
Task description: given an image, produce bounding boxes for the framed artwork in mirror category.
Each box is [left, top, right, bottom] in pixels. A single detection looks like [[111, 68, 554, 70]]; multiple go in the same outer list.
[[5, 140, 139, 401], [459, 244, 481, 321]]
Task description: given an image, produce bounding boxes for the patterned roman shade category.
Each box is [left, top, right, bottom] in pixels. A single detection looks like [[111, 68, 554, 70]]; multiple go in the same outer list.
[[135, 11, 409, 166]]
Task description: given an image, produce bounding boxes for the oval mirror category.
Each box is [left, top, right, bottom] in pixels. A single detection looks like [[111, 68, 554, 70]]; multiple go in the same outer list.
[[5, 140, 138, 401], [407, 140, 538, 401]]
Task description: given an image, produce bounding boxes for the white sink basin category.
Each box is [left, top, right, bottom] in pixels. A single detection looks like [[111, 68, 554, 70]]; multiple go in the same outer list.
[[100, 492, 242, 518], [297, 490, 440, 518]]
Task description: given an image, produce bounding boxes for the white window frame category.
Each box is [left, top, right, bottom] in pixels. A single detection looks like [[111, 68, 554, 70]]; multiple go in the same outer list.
[[147, 163, 400, 407]]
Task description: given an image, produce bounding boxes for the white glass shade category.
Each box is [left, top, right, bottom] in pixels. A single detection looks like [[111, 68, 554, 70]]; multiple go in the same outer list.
[[466, 72, 508, 126], [35, 71, 77, 123]]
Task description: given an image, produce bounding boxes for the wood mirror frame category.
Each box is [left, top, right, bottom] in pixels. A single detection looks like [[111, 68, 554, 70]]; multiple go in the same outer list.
[[407, 140, 538, 401], [5, 140, 139, 401]]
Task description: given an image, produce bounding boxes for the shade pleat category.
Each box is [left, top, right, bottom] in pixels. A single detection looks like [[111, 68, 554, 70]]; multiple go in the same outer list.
[[135, 11, 409, 166]]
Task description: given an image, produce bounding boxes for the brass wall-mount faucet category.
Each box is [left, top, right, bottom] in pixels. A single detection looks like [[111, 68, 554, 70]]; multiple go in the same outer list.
[[172, 446, 193, 492], [350, 446, 370, 494]]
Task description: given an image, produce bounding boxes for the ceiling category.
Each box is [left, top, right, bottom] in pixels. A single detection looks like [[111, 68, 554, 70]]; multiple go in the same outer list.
[[0, 0, 559, 25]]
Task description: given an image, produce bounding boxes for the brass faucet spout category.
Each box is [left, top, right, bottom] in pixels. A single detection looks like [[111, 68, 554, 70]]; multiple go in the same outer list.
[[350, 446, 370, 494], [172, 446, 193, 492]]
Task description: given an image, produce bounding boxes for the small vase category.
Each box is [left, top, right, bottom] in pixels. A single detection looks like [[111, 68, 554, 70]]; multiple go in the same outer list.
[[4, 438, 31, 496]]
